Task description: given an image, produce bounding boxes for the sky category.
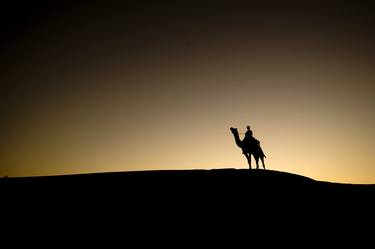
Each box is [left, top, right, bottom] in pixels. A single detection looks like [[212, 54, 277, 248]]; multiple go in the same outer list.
[[1, 1, 375, 183]]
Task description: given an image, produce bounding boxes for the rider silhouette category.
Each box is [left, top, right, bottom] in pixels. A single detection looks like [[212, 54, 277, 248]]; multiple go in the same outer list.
[[244, 125, 260, 146], [244, 125, 253, 139]]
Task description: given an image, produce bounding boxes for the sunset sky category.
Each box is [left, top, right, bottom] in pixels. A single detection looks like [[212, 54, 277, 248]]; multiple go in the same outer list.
[[1, 1, 375, 183]]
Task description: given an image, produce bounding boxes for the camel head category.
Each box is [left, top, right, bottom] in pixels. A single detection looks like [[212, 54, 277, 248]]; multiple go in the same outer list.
[[230, 127, 243, 149], [230, 127, 238, 135]]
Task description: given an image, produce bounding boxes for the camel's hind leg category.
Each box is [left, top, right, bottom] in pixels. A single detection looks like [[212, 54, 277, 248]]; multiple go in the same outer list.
[[255, 156, 260, 169], [260, 157, 266, 169]]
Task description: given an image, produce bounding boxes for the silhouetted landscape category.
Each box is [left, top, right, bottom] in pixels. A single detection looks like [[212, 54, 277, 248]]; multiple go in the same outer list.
[[3, 168, 375, 231], [2, 169, 374, 202]]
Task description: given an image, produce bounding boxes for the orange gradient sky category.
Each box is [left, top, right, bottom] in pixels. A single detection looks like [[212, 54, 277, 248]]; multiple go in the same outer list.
[[1, 1, 375, 183]]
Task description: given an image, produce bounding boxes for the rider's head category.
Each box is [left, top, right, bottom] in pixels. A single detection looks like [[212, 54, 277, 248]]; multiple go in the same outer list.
[[247, 125, 250, 130]]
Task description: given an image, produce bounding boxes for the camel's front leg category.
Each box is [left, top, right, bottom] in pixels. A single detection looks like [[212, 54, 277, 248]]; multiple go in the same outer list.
[[244, 153, 252, 169]]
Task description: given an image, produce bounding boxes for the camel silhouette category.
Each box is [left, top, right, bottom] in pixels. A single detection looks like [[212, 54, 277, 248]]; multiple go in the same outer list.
[[230, 127, 266, 170]]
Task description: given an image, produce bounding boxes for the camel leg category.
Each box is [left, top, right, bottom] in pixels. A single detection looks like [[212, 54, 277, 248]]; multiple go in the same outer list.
[[255, 156, 259, 169], [261, 157, 266, 169], [245, 153, 252, 169]]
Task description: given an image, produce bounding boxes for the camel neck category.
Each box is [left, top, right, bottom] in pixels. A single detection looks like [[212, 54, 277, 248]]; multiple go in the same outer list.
[[232, 132, 243, 148]]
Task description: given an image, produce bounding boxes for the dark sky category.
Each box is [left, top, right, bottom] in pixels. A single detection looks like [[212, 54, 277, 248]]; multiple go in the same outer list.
[[1, 1, 375, 183]]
